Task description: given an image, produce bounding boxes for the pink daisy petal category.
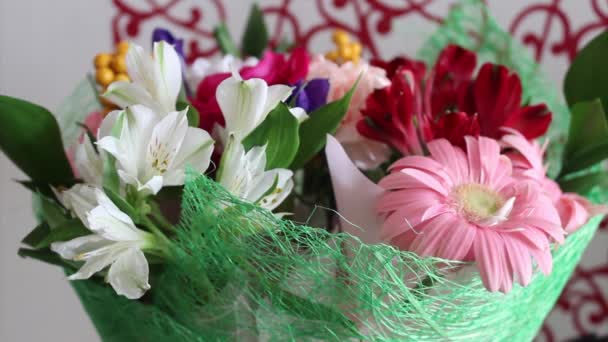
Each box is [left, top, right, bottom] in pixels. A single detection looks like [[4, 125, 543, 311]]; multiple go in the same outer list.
[[377, 135, 565, 293]]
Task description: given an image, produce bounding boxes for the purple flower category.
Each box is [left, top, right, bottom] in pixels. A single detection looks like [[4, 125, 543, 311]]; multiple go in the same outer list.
[[152, 28, 184, 60], [291, 78, 330, 113]]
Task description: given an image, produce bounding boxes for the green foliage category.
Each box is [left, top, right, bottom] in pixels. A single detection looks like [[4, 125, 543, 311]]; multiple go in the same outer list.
[[104, 186, 138, 219], [214, 23, 240, 57], [243, 103, 300, 169], [241, 4, 269, 58], [564, 31, 608, 110], [22, 222, 51, 248], [39, 195, 69, 228], [290, 79, 359, 169], [559, 170, 608, 194], [30, 219, 89, 249], [176, 100, 200, 128], [0, 95, 73, 185], [560, 99, 608, 175]]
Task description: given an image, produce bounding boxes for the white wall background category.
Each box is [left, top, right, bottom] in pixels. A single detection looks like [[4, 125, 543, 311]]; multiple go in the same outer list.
[[0, 1, 604, 341]]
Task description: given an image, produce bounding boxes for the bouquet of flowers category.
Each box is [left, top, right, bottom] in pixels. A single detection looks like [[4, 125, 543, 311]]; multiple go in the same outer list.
[[2, 1, 608, 340]]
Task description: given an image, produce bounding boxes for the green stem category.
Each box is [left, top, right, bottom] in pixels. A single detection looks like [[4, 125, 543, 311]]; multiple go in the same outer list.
[[148, 201, 175, 232], [142, 215, 173, 257]]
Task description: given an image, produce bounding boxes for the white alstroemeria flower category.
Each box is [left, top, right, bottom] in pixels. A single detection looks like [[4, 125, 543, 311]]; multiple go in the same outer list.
[[51, 189, 156, 299], [186, 55, 258, 91], [216, 72, 293, 141], [218, 138, 293, 211], [54, 183, 98, 225], [103, 41, 182, 115], [97, 105, 214, 195], [73, 134, 103, 186]]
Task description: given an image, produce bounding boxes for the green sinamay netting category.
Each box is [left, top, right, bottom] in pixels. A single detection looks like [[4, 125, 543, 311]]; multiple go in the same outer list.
[[71, 174, 602, 341], [65, 0, 601, 341]]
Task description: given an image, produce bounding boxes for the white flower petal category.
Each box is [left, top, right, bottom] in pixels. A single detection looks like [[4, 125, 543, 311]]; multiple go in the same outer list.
[[138, 175, 164, 196], [262, 84, 293, 116], [56, 184, 98, 224], [51, 234, 111, 260], [257, 169, 294, 211], [74, 134, 103, 186], [98, 109, 122, 139], [153, 41, 182, 113], [86, 190, 142, 241], [163, 127, 214, 186], [217, 76, 268, 140], [145, 110, 188, 179], [67, 245, 123, 280], [107, 247, 150, 299], [289, 107, 309, 123], [103, 81, 158, 111], [125, 44, 156, 93]]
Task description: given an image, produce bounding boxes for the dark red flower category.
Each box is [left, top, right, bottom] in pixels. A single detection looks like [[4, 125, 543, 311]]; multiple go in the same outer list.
[[432, 112, 480, 148], [430, 45, 477, 117], [473, 63, 551, 139], [358, 44, 552, 157], [358, 67, 428, 155]]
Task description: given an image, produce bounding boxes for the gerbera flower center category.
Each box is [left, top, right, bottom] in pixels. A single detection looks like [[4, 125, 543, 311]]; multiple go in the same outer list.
[[454, 183, 505, 222]]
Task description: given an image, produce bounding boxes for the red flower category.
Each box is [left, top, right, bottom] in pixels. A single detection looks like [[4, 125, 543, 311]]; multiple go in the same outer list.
[[473, 64, 551, 139], [432, 112, 479, 148], [357, 67, 429, 155], [430, 45, 477, 117], [358, 44, 552, 156]]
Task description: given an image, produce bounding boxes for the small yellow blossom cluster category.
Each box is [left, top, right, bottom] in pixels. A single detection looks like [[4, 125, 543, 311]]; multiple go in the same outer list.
[[325, 30, 362, 64], [93, 41, 130, 115]]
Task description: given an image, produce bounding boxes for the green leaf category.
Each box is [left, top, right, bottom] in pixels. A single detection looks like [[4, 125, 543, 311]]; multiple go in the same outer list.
[[104, 186, 137, 219], [103, 153, 121, 193], [33, 218, 90, 249], [18, 248, 76, 269], [560, 99, 608, 175], [39, 195, 69, 228], [22, 222, 51, 248], [0, 95, 73, 184], [242, 103, 300, 169], [290, 77, 360, 169], [564, 31, 608, 111], [176, 100, 200, 128], [241, 4, 269, 58], [559, 170, 608, 194], [214, 23, 240, 57]]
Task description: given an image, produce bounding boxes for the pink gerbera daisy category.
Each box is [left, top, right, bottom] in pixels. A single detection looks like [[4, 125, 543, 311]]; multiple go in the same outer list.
[[377, 136, 565, 292]]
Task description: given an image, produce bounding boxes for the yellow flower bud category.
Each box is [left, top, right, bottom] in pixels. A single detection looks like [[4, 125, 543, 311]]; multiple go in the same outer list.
[[114, 73, 129, 82], [351, 42, 362, 57], [111, 55, 128, 73], [325, 50, 339, 62], [332, 30, 349, 46], [94, 53, 112, 69], [338, 43, 353, 60], [116, 41, 129, 55], [96, 67, 115, 87]]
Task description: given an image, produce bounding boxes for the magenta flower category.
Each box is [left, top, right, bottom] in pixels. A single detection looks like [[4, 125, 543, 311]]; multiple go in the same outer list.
[[377, 136, 564, 292]]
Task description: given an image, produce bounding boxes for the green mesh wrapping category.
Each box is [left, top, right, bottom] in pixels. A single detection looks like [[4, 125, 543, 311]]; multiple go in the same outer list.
[[65, 1, 601, 341], [71, 174, 602, 341], [417, 0, 570, 177]]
